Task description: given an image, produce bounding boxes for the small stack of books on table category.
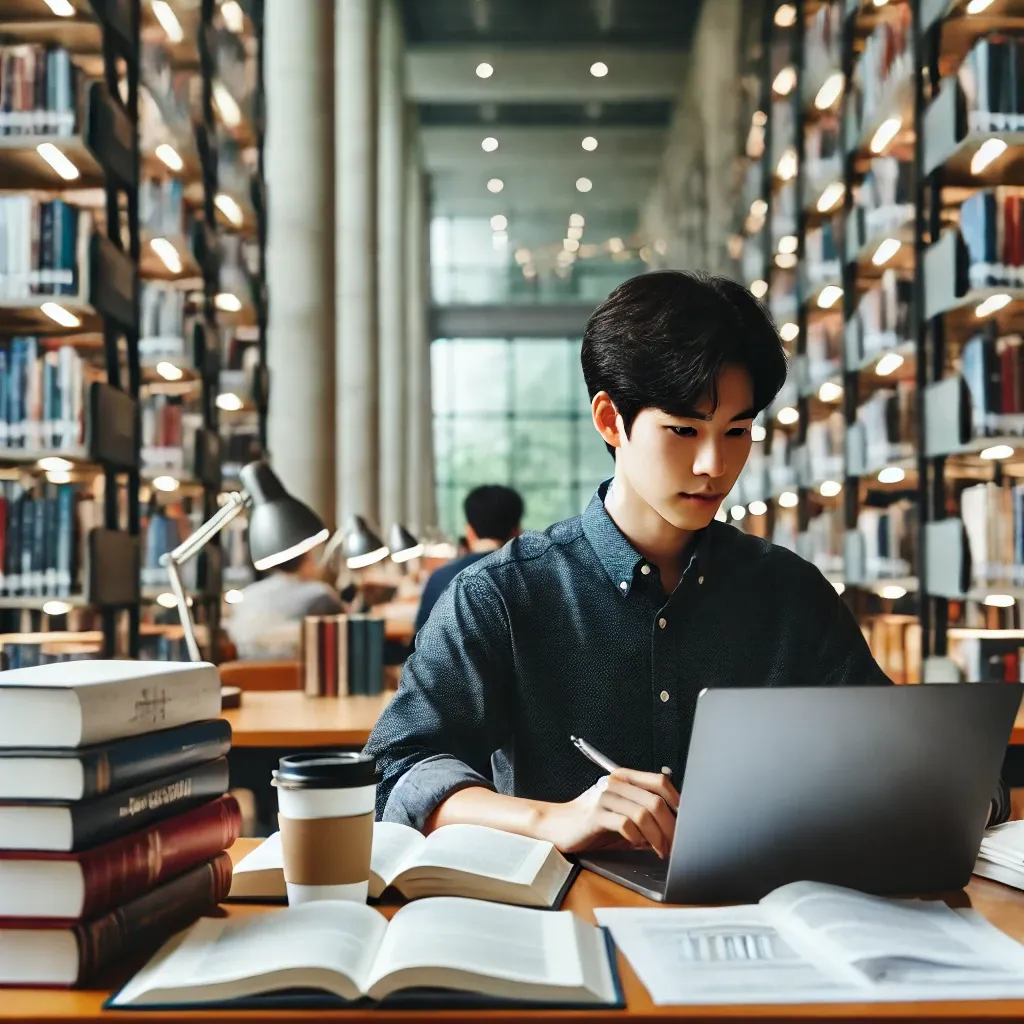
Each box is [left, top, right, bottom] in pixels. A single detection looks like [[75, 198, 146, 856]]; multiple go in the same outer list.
[[0, 660, 239, 987]]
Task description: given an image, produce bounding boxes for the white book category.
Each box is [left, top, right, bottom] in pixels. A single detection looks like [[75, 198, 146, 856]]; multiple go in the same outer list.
[[229, 822, 575, 909], [0, 660, 222, 748], [597, 880, 1024, 1007], [108, 897, 619, 1009], [974, 821, 1024, 890]]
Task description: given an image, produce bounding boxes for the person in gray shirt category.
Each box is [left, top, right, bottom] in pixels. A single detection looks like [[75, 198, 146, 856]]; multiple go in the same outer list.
[[226, 551, 343, 660]]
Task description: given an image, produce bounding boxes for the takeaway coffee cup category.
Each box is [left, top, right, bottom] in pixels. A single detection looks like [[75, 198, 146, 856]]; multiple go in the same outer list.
[[272, 751, 378, 905]]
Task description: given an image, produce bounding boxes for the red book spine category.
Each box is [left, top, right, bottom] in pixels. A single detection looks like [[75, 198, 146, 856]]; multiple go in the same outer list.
[[0, 794, 240, 926], [324, 618, 337, 697]]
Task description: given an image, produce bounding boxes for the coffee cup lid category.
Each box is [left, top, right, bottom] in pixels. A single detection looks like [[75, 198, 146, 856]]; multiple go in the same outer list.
[[273, 751, 379, 789]]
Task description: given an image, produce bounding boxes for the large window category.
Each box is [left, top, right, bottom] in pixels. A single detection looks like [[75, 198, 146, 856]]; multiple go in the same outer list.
[[432, 338, 613, 536]]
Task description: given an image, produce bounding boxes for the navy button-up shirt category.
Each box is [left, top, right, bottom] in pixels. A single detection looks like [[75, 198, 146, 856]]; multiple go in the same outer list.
[[364, 482, 890, 829]]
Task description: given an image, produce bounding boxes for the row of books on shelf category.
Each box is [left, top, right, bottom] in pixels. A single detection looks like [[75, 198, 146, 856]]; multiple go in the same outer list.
[[962, 481, 1024, 589], [0, 197, 83, 298], [961, 190, 1024, 290], [302, 614, 387, 697], [0, 661, 237, 987], [958, 34, 1024, 134], [0, 626, 191, 669], [847, 2, 911, 140], [962, 331, 1024, 434], [0, 44, 77, 136]]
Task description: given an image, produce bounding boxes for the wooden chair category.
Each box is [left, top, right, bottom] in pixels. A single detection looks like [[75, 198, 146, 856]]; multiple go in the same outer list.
[[218, 659, 303, 691]]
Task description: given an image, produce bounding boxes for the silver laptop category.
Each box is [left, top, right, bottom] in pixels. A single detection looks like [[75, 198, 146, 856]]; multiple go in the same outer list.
[[580, 684, 1021, 903]]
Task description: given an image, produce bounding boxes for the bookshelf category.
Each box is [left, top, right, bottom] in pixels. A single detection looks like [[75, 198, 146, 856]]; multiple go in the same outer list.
[[727, 0, 1024, 685], [0, 0, 267, 667]]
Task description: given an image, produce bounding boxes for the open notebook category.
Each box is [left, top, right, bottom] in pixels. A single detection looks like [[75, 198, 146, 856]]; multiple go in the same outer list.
[[229, 822, 577, 909], [106, 897, 622, 1010]]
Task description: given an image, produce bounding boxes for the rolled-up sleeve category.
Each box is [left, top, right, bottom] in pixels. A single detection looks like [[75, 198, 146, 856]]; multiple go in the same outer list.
[[363, 573, 514, 829]]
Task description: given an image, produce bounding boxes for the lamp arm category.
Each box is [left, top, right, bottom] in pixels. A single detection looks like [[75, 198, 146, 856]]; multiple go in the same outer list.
[[158, 491, 251, 662], [317, 527, 345, 570]]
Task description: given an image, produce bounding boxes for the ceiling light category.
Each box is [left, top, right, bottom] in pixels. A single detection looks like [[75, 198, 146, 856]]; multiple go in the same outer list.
[[46, 470, 72, 484], [817, 284, 844, 308], [971, 138, 1008, 174], [778, 491, 799, 508], [753, 110, 767, 126], [751, 279, 768, 298], [150, 237, 182, 275], [870, 117, 901, 154], [774, 3, 797, 26], [582, 136, 598, 151], [486, 177, 504, 193], [523, 265, 538, 279], [156, 592, 179, 609], [607, 236, 624, 253], [212, 82, 241, 128], [41, 301, 80, 327], [818, 381, 843, 402], [872, 237, 902, 266], [476, 62, 493, 78], [490, 214, 507, 231], [814, 72, 845, 111], [773, 66, 797, 96], [36, 142, 80, 180], [215, 192, 244, 226], [38, 456, 73, 472], [875, 352, 904, 376], [215, 293, 243, 312], [877, 466, 906, 484], [576, 177, 593, 192], [880, 585, 907, 600], [776, 406, 799, 425], [151, 1, 184, 42], [224, 588, 244, 604], [966, 0, 996, 12], [976, 293, 1012, 317], [216, 392, 244, 411], [514, 248, 531, 265], [590, 61, 609, 77], [778, 234, 798, 255], [819, 479, 843, 497], [833, 580, 846, 594], [221, 0, 245, 32], [752, 424, 767, 442], [492, 231, 508, 248], [564, 238, 580, 253], [569, 213, 585, 228], [730, 505, 746, 521], [481, 136, 498, 152], [777, 147, 797, 181], [748, 500, 768, 516], [567, 225, 583, 240], [751, 199, 768, 218], [980, 444, 1014, 460], [816, 180, 845, 212], [154, 142, 184, 171], [775, 252, 798, 269], [43, 600, 72, 615], [984, 593, 1016, 608], [780, 322, 799, 342], [42, 0, 75, 14], [156, 361, 184, 381], [152, 475, 180, 493]]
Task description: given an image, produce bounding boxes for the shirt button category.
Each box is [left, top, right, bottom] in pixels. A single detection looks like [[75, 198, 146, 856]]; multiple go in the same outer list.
[[698, 575, 704, 584], [658, 617, 667, 629], [641, 564, 651, 575], [660, 690, 670, 703], [619, 581, 628, 591]]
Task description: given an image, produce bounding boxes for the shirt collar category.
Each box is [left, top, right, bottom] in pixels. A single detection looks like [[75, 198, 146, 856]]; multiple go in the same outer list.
[[581, 480, 712, 597]]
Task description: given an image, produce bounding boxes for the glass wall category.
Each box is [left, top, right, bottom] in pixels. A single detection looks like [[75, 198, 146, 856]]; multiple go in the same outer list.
[[431, 338, 613, 536]]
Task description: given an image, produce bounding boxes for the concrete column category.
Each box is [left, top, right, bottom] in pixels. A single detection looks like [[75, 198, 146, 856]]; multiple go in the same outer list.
[[377, 0, 406, 533], [264, 0, 335, 524], [404, 147, 435, 531], [336, 0, 380, 525]]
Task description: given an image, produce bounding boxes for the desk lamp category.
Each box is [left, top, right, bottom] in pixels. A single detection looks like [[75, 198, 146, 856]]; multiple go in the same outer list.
[[160, 461, 329, 662], [387, 523, 423, 563]]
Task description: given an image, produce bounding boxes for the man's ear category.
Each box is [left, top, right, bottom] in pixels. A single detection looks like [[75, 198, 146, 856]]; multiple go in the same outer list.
[[592, 391, 624, 449]]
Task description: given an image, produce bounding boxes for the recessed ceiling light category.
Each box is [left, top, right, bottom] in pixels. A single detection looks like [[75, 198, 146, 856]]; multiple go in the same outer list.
[[778, 491, 799, 508], [730, 505, 746, 521], [156, 592, 179, 609], [155, 142, 184, 171], [607, 236, 624, 253], [750, 279, 768, 298], [751, 424, 767, 442], [564, 238, 580, 253], [871, 237, 901, 266], [567, 225, 583, 240], [215, 192, 244, 226], [36, 142, 79, 180], [777, 147, 797, 181], [581, 136, 598, 151], [816, 180, 845, 212], [576, 177, 593, 193], [486, 177, 504, 193], [481, 136, 498, 152], [984, 593, 1015, 607], [877, 466, 905, 484], [773, 66, 797, 96], [212, 81, 241, 128], [774, 4, 797, 27], [156, 361, 184, 381], [748, 500, 768, 516], [819, 479, 842, 497], [966, 0, 996, 12], [780, 322, 799, 342], [221, 0, 245, 32], [215, 293, 243, 312], [224, 588, 244, 605], [778, 234, 798, 254], [475, 62, 494, 78], [490, 214, 507, 231], [42, 0, 75, 14], [976, 293, 1012, 317], [590, 61, 608, 77], [38, 456, 73, 472], [870, 117, 901, 154], [880, 585, 906, 600], [569, 213, 585, 228], [46, 470, 72, 484], [875, 352, 904, 376], [971, 138, 1008, 174], [216, 392, 244, 411], [40, 301, 80, 327], [150, 237, 183, 275], [151, 0, 184, 42], [776, 406, 799, 425], [817, 284, 844, 308], [818, 381, 843, 403], [980, 444, 1014, 460], [152, 475, 180, 493], [43, 600, 72, 615], [814, 72, 844, 111]]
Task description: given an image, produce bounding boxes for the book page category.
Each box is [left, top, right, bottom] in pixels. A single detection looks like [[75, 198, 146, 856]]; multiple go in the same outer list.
[[596, 906, 855, 1006], [371, 821, 426, 889], [113, 902, 388, 1005], [232, 832, 283, 876], [366, 896, 586, 994], [763, 881, 1024, 982], [404, 823, 552, 884]]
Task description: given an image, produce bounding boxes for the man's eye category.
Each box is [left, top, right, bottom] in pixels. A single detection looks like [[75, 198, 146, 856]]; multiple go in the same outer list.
[[727, 427, 752, 437], [668, 426, 698, 437]]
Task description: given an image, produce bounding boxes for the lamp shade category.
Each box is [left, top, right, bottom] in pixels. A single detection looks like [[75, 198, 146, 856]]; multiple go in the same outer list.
[[388, 523, 423, 563], [239, 461, 330, 571], [342, 515, 389, 569]]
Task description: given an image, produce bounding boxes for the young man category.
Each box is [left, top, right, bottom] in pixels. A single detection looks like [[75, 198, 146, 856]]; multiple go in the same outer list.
[[414, 484, 524, 633], [364, 270, 1002, 858]]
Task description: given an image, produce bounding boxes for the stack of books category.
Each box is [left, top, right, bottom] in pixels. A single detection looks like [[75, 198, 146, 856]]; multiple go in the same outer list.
[[975, 821, 1024, 888], [0, 660, 238, 987], [0, 197, 85, 299]]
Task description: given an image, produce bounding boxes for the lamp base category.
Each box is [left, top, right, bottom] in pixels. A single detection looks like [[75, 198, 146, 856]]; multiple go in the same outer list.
[[221, 685, 242, 710]]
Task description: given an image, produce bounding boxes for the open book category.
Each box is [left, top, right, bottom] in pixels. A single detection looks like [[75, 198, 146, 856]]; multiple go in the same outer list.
[[596, 880, 1024, 1006], [229, 822, 576, 909], [107, 897, 621, 1010]]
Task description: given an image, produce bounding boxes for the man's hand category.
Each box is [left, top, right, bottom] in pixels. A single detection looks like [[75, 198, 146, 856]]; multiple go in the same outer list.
[[536, 769, 680, 859]]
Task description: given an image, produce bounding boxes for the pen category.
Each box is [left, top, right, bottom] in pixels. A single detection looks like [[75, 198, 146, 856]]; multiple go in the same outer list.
[[570, 735, 674, 777]]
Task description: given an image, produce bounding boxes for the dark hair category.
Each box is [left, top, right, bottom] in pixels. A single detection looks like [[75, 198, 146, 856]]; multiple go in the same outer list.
[[580, 270, 787, 449], [464, 485, 524, 543]]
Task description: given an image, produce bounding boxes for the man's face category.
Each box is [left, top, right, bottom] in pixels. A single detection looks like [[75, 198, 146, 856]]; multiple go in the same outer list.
[[615, 364, 756, 531]]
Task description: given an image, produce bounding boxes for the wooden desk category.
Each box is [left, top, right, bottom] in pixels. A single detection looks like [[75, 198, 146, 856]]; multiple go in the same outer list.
[[222, 690, 393, 748], [9, 837, 1024, 1021]]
